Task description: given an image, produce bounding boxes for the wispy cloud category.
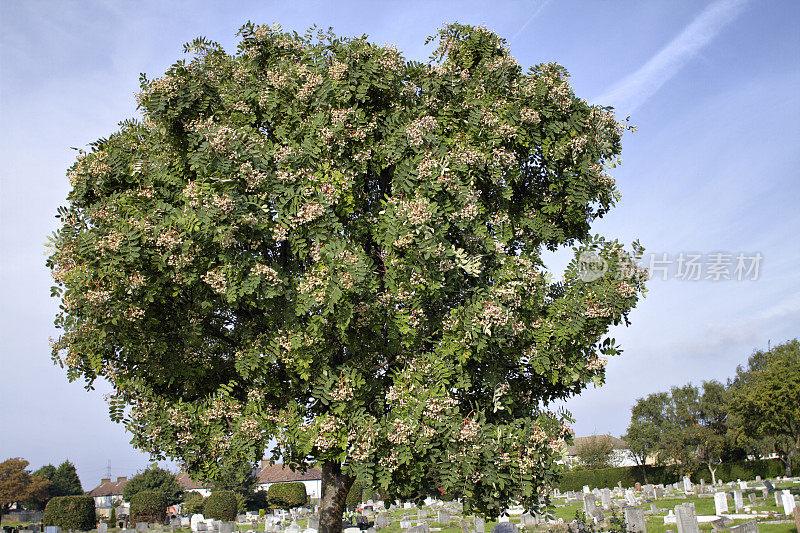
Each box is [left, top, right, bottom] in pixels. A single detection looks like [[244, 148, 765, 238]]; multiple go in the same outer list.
[[594, 0, 749, 113], [511, 0, 552, 42]]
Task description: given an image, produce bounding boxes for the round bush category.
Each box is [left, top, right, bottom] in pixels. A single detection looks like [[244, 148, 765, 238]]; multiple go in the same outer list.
[[183, 491, 205, 515], [44, 495, 96, 530], [204, 491, 238, 521], [266, 482, 307, 510], [130, 490, 167, 524]]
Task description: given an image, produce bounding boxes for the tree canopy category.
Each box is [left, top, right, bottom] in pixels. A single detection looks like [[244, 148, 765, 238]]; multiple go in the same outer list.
[[50, 461, 83, 498], [48, 22, 645, 526], [574, 436, 614, 470], [729, 339, 800, 476], [122, 466, 183, 506], [0, 459, 51, 521]]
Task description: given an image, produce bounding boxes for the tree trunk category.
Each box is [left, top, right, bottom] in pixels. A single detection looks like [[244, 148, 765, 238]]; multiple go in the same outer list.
[[319, 461, 355, 533], [780, 454, 792, 477], [708, 464, 717, 485]]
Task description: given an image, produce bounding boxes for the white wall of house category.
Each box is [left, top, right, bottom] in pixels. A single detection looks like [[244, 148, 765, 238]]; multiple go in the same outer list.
[[187, 488, 212, 497], [257, 480, 322, 500]]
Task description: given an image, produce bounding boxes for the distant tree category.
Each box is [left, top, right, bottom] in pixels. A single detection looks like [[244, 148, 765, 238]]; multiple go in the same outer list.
[[123, 466, 183, 506], [575, 436, 614, 469], [210, 460, 257, 504], [22, 465, 57, 510], [0, 458, 51, 522], [51, 461, 83, 497], [693, 380, 729, 484], [729, 339, 800, 476], [625, 391, 672, 483], [32, 465, 56, 482]]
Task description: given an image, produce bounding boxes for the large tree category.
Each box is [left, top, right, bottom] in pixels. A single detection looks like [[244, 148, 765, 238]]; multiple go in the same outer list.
[[624, 391, 671, 483], [50, 461, 83, 497], [122, 466, 183, 506], [729, 339, 800, 476], [48, 23, 645, 532], [0, 459, 51, 522]]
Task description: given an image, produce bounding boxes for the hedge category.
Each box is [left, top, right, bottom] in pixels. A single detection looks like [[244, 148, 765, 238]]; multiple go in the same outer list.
[[267, 482, 307, 509], [204, 491, 238, 521], [183, 491, 205, 515], [557, 458, 788, 492], [130, 490, 167, 524], [43, 496, 96, 530]]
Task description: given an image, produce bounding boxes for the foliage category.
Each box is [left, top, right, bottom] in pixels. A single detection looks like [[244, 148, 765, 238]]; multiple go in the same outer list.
[[204, 491, 238, 521], [43, 495, 96, 530], [0, 458, 51, 518], [183, 491, 205, 515], [129, 490, 167, 524], [123, 466, 183, 506], [48, 22, 644, 520], [25, 464, 57, 510], [575, 436, 614, 469], [50, 461, 83, 497], [556, 458, 786, 492], [267, 483, 307, 509], [729, 339, 800, 476], [624, 381, 733, 481], [345, 480, 363, 508], [109, 506, 117, 525]]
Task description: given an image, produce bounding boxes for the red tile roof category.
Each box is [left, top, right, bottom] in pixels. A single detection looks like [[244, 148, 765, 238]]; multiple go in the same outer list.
[[177, 472, 211, 490], [88, 477, 128, 497], [256, 464, 322, 484]]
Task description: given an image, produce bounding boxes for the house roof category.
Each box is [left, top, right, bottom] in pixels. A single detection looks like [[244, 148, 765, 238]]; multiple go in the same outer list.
[[176, 472, 212, 491], [256, 463, 322, 484], [88, 477, 128, 497], [565, 435, 629, 456]]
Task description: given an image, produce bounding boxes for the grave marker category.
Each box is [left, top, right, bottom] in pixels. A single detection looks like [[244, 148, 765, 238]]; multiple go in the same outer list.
[[729, 520, 758, 533], [624, 507, 646, 533], [734, 491, 744, 512], [714, 493, 729, 515], [675, 503, 700, 533]]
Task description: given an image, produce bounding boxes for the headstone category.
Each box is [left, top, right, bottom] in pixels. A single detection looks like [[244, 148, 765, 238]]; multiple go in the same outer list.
[[709, 518, 727, 531], [655, 487, 664, 498], [675, 503, 700, 533], [498, 514, 509, 523], [519, 513, 537, 529], [600, 488, 612, 510], [344, 528, 361, 533], [793, 508, 800, 533], [136, 523, 149, 532], [99, 524, 108, 533], [44, 527, 61, 533], [747, 493, 756, 503], [490, 523, 517, 533], [308, 518, 320, 531], [734, 491, 744, 512], [437, 510, 450, 525], [729, 520, 758, 533], [683, 477, 693, 493], [374, 515, 388, 530], [635, 482, 642, 491], [220, 523, 235, 533], [764, 480, 775, 493], [624, 507, 646, 533], [738, 481, 748, 490], [583, 485, 590, 494], [775, 492, 783, 507], [583, 493, 598, 516], [400, 519, 411, 529], [781, 490, 796, 515], [474, 517, 485, 533], [755, 476, 761, 482], [714, 493, 729, 515], [191, 516, 206, 533], [304, 529, 317, 533], [625, 490, 638, 506]]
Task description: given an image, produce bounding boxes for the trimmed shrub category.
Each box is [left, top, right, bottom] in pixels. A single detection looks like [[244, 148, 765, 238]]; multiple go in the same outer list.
[[267, 482, 307, 509], [130, 490, 167, 524], [204, 491, 238, 521], [183, 491, 205, 515], [43, 495, 96, 530], [345, 481, 363, 508], [557, 458, 787, 492]]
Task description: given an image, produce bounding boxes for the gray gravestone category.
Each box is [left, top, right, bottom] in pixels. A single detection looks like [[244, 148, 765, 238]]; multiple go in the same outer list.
[[45, 527, 61, 533], [437, 510, 450, 525], [220, 523, 235, 533], [399, 519, 411, 529], [136, 523, 149, 532], [600, 488, 612, 510], [675, 503, 700, 533], [714, 492, 729, 515], [763, 480, 775, 493], [748, 493, 756, 503], [374, 515, 387, 530], [624, 507, 646, 533], [474, 517, 485, 533], [734, 490, 744, 512], [308, 518, 320, 531], [729, 520, 758, 533], [491, 523, 517, 533], [99, 524, 108, 533], [520, 513, 537, 529]]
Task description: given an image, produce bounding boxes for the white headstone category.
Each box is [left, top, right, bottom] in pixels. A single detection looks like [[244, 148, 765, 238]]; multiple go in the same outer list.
[[714, 493, 729, 515], [583, 485, 591, 494], [683, 477, 693, 492], [781, 490, 796, 515], [191, 515, 206, 533], [734, 491, 744, 512]]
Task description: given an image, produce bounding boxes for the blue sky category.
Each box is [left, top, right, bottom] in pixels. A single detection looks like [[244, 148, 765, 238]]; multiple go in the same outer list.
[[1, 0, 798, 488]]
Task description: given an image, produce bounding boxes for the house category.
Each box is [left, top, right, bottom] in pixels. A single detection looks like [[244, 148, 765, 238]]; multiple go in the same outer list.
[[563, 435, 643, 468], [87, 477, 128, 517], [255, 461, 322, 502], [176, 472, 213, 497]]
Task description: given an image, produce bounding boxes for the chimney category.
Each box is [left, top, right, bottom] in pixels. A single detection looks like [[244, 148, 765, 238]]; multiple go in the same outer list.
[[117, 477, 127, 483], [101, 478, 111, 484]]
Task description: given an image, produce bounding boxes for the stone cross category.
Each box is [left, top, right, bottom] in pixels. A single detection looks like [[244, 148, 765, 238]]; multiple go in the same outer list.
[[733, 491, 744, 512]]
